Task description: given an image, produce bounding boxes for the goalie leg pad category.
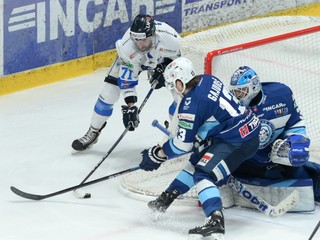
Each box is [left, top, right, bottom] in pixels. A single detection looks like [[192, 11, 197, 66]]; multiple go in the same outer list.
[[304, 161, 320, 202]]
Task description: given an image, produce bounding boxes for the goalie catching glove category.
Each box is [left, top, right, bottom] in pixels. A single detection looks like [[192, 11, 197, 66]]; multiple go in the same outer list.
[[271, 135, 310, 167], [121, 105, 139, 131], [140, 145, 167, 171]]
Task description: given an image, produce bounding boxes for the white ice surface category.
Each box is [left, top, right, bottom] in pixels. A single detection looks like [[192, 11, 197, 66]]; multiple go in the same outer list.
[[1, 68, 319, 240]]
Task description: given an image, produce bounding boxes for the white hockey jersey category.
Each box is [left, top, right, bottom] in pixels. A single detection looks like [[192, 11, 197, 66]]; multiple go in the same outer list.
[[114, 21, 181, 89]]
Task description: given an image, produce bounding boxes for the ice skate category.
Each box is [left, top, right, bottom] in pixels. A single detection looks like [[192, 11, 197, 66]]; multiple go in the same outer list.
[[148, 189, 179, 212], [188, 210, 225, 240], [72, 122, 106, 151]]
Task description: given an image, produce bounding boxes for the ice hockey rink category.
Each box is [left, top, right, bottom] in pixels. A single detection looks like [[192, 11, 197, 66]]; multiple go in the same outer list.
[[1, 67, 319, 240]]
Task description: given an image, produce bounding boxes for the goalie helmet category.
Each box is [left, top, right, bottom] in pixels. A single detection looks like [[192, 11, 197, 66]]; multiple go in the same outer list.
[[163, 57, 196, 93], [130, 14, 156, 52], [229, 66, 262, 107]]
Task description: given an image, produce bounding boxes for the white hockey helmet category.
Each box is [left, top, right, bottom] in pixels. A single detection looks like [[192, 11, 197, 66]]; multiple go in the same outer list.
[[163, 57, 196, 93], [229, 66, 262, 107]]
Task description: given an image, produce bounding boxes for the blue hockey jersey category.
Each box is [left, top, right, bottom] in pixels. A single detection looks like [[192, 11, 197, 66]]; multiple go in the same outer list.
[[162, 74, 261, 159], [248, 82, 307, 164]]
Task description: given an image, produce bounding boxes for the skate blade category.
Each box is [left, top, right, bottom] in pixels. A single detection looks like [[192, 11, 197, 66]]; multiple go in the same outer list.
[[188, 233, 224, 240]]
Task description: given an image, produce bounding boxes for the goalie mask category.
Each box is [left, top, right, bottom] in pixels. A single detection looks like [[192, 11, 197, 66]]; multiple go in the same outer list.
[[130, 14, 156, 53], [163, 57, 196, 94], [229, 66, 262, 107]]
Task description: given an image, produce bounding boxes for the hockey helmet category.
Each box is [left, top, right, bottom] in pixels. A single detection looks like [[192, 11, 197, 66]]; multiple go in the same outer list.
[[130, 14, 155, 40], [229, 66, 262, 106], [164, 57, 196, 94]]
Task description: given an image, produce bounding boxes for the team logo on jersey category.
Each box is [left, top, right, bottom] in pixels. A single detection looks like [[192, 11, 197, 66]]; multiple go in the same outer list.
[[159, 47, 176, 53], [262, 103, 286, 112], [198, 153, 214, 167], [129, 53, 135, 59], [183, 97, 192, 110], [274, 107, 289, 117], [178, 120, 193, 129], [258, 119, 275, 149], [178, 113, 195, 121], [119, 57, 133, 69], [239, 115, 260, 138]]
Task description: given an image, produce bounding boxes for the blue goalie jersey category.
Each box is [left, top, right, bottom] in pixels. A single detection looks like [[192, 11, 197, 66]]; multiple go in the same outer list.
[[162, 74, 261, 158], [248, 82, 307, 164]]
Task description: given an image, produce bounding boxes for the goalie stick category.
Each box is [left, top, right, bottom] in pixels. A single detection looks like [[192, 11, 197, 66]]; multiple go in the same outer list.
[[228, 177, 299, 217], [10, 166, 140, 200], [151, 119, 300, 217]]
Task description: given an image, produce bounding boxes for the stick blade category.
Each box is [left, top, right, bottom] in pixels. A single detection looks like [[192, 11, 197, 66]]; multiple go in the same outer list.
[[10, 186, 45, 200], [270, 189, 300, 217]]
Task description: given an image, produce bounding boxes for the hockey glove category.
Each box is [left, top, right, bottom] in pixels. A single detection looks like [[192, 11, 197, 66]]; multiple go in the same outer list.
[[150, 65, 165, 89], [287, 135, 310, 166], [121, 105, 139, 131], [140, 146, 167, 171], [150, 58, 173, 89], [193, 135, 213, 152], [271, 135, 310, 166]]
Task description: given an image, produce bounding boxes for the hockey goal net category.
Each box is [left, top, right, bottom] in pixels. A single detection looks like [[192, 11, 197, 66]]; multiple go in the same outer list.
[[120, 16, 320, 201]]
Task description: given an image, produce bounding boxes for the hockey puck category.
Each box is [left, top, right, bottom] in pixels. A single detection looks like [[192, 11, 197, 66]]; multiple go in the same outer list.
[[73, 189, 91, 199], [83, 193, 91, 198]]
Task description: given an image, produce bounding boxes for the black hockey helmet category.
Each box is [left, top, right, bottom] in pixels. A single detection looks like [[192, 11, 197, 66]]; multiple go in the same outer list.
[[130, 14, 156, 40]]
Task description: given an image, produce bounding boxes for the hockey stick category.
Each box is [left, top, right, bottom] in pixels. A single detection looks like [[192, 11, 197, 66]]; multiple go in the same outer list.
[[10, 166, 140, 200], [152, 119, 172, 137], [73, 81, 157, 199], [309, 220, 320, 240], [152, 119, 300, 217], [228, 177, 299, 217]]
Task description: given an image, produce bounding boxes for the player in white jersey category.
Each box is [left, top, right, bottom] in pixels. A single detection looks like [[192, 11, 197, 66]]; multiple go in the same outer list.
[[72, 14, 181, 151], [139, 57, 261, 239], [229, 66, 320, 203]]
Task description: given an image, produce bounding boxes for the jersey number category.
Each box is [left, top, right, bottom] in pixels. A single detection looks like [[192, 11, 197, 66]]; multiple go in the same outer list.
[[177, 128, 186, 141], [120, 66, 133, 81]]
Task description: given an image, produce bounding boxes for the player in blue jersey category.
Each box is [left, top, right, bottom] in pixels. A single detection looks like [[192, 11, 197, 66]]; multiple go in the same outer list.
[[139, 57, 261, 239], [228, 66, 320, 203]]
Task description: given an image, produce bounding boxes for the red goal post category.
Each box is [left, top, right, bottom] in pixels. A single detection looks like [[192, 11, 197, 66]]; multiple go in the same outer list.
[[204, 25, 320, 75]]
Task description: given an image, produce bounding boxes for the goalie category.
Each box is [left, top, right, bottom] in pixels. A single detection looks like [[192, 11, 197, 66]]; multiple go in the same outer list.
[[228, 66, 320, 204]]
